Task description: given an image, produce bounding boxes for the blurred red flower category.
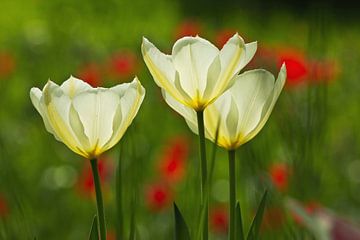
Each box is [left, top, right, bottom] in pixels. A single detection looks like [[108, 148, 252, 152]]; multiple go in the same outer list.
[[107, 51, 137, 80], [269, 163, 290, 192], [0, 52, 15, 79], [158, 137, 189, 183], [210, 206, 228, 234], [0, 194, 9, 218], [76, 157, 112, 197], [174, 20, 201, 39], [77, 63, 102, 87], [214, 29, 238, 49], [145, 183, 172, 211], [277, 48, 309, 86]]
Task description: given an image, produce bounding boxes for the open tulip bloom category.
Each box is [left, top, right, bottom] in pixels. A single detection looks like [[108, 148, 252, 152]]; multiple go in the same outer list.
[[30, 76, 145, 159], [30, 76, 145, 240], [141, 33, 257, 111]]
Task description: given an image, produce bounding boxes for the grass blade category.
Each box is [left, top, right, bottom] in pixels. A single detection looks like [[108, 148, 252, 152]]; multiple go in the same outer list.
[[235, 202, 245, 240], [174, 203, 191, 240], [88, 215, 99, 240], [246, 191, 268, 240]]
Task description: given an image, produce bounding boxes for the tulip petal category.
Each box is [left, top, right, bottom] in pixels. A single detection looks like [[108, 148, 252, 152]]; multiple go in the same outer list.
[[162, 89, 197, 128], [172, 36, 219, 101], [60, 76, 92, 98], [43, 81, 88, 157], [30, 87, 58, 138], [231, 69, 276, 143], [210, 33, 246, 102], [241, 41, 257, 69], [72, 88, 120, 155], [142, 38, 188, 106], [102, 78, 145, 151], [244, 64, 286, 143]]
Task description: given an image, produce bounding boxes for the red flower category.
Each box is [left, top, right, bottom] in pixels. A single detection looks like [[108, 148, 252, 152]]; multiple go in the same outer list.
[[0, 194, 9, 218], [214, 29, 238, 48], [174, 20, 201, 39], [0, 52, 15, 78], [145, 183, 172, 211], [108, 51, 137, 80], [77, 63, 102, 87], [76, 157, 112, 197], [277, 48, 309, 86], [158, 137, 189, 183], [210, 206, 228, 234], [269, 163, 290, 192]]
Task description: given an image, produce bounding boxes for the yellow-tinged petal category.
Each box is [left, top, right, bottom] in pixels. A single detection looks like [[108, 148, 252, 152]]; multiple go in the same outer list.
[[141, 38, 189, 106], [102, 77, 145, 152], [171, 36, 219, 99], [207, 33, 246, 104]]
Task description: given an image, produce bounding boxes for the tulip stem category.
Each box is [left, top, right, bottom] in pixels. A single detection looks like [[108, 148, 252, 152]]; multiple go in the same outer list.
[[196, 110, 208, 240], [90, 158, 106, 240], [228, 149, 236, 240]]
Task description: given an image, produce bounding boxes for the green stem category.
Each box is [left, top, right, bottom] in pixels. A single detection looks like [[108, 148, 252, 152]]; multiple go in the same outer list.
[[90, 158, 106, 240], [228, 150, 236, 240], [196, 110, 208, 240]]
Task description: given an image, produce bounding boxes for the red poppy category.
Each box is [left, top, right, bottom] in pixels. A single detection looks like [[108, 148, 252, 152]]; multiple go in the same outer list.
[[0, 194, 9, 217], [145, 183, 172, 211], [0, 52, 15, 78], [269, 163, 290, 192], [76, 157, 112, 197], [214, 29, 238, 49], [210, 206, 228, 234], [158, 137, 189, 183], [276, 48, 309, 86], [174, 20, 201, 39], [309, 60, 339, 83], [77, 63, 102, 87], [108, 51, 137, 80]]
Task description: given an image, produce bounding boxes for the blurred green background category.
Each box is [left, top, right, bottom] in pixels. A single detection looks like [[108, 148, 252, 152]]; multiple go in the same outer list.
[[1, 0, 360, 239]]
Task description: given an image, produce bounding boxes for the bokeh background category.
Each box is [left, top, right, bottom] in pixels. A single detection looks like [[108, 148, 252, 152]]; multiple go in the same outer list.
[[1, 0, 360, 239]]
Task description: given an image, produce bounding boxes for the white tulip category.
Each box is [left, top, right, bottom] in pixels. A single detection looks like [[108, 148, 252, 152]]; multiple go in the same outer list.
[[142, 33, 257, 111], [165, 64, 287, 150], [30, 76, 145, 158]]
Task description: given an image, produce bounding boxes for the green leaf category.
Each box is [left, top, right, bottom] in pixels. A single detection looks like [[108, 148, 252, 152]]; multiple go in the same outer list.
[[246, 191, 268, 240], [195, 199, 209, 240], [235, 202, 244, 240], [88, 215, 99, 240], [174, 203, 191, 240]]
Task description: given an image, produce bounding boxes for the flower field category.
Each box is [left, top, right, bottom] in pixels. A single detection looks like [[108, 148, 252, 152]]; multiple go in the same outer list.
[[0, 0, 360, 239]]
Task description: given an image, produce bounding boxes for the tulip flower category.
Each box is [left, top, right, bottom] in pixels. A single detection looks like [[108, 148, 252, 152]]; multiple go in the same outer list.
[[30, 76, 145, 240], [142, 33, 256, 111], [165, 64, 286, 240], [30, 76, 145, 159]]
